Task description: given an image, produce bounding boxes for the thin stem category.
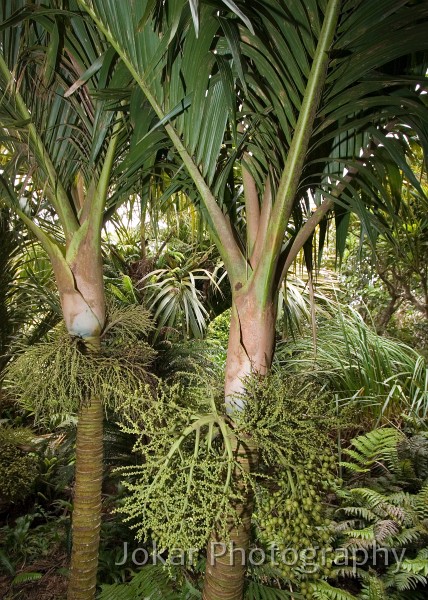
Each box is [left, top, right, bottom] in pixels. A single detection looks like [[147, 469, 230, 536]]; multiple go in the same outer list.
[[242, 160, 260, 256]]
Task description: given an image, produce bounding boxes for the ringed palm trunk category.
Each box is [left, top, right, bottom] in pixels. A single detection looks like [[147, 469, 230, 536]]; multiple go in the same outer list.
[[52, 238, 106, 600], [203, 287, 276, 600], [67, 332, 104, 600]]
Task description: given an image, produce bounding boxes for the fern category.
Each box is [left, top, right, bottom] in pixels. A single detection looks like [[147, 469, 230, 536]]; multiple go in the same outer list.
[[343, 525, 376, 542], [358, 575, 387, 600], [311, 581, 358, 599], [401, 435, 428, 480], [333, 426, 428, 599], [331, 566, 366, 580], [342, 429, 403, 473], [414, 482, 428, 519], [0, 548, 15, 576], [400, 548, 428, 578], [385, 570, 427, 591], [349, 489, 406, 523], [12, 571, 43, 585], [389, 527, 422, 546], [97, 564, 188, 600], [244, 581, 292, 599], [373, 520, 400, 543], [98, 585, 135, 600]]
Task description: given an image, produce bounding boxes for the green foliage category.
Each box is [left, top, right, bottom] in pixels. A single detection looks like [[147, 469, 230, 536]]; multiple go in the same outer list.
[[4, 304, 155, 420], [33, 428, 76, 504], [206, 309, 230, 366], [11, 572, 43, 585], [155, 338, 224, 384], [244, 581, 291, 599], [242, 422, 428, 600], [279, 307, 428, 420], [98, 564, 197, 600], [0, 210, 59, 376], [340, 428, 404, 474], [139, 246, 222, 339], [331, 427, 428, 599], [339, 157, 428, 354], [0, 508, 69, 575], [0, 426, 38, 503], [207, 309, 230, 347], [311, 581, 357, 599]]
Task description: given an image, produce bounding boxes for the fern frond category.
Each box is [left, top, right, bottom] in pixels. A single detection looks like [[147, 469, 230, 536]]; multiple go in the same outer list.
[[343, 525, 376, 541], [350, 489, 405, 523], [338, 506, 377, 522], [12, 571, 43, 585], [331, 566, 366, 580], [311, 580, 358, 599], [98, 565, 179, 600], [387, 491, 411, 507], [400, 548, 428, 577], [384, 569, 427, 591], [335, 519, 360, 533], [245, 581, 291, 599], [414, 482, 428, 519], [0, 548, 15, 576], [373, 520, 400, 543], [340, 461, 370, 474], [342, 429, 403, 472], [388, 527, 422, 546], [358, 575, 387, 600], [98, 584, 134, 600]]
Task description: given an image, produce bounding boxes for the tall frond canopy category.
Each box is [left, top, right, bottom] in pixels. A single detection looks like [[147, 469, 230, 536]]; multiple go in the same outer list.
[[0, 0, 168, 241], [238, 0, 428, 243], [78, 0, 428, 286]]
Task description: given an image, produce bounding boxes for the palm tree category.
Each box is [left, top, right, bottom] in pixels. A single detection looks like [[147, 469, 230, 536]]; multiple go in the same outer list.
[[0, 2, 162, 597], [75, 1, 428, 596]]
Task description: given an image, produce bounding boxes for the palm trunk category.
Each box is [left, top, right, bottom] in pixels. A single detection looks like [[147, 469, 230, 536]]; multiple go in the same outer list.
[[65, 327, 105, 600], [51, 236, 106, 600], [68, 384, 103, 600], [203, 289, 276, 600]]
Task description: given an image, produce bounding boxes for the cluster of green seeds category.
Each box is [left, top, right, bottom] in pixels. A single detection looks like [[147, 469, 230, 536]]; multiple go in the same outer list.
[[253, 452, 342, 598]]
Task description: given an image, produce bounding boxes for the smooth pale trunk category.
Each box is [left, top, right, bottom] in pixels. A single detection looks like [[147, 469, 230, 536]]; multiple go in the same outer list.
[[203, 291, 276, 600]]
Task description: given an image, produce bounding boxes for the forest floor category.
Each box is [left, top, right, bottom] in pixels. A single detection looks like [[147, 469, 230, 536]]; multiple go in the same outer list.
[[0, 553, 68, 600]]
